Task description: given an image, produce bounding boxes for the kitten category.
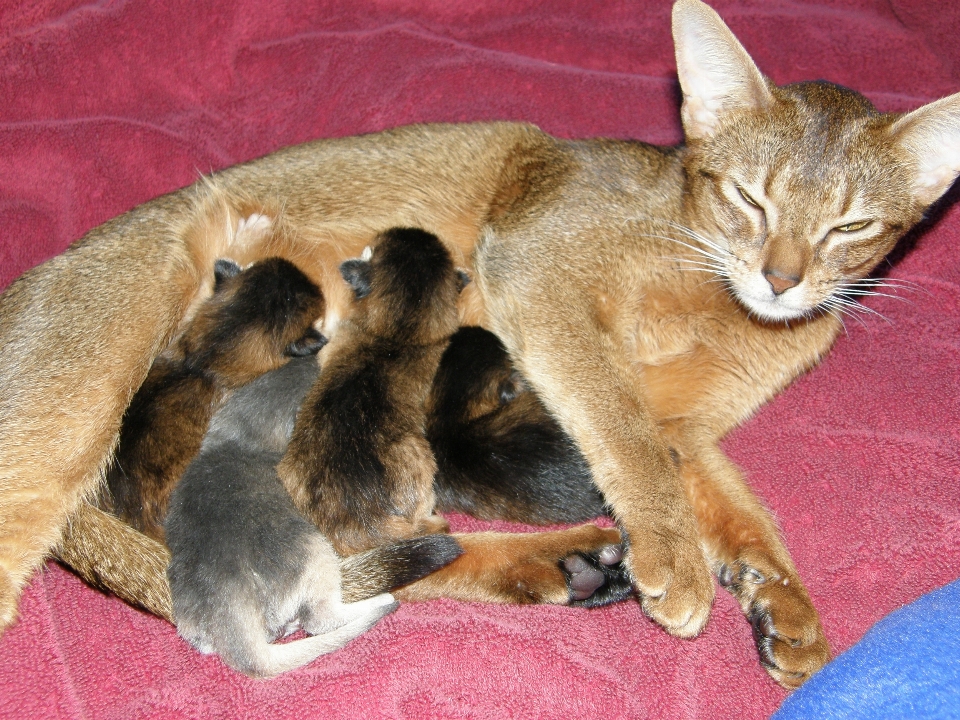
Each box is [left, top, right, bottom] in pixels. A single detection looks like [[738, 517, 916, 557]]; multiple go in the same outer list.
[[166, 356, 462, 678], [278, 227, 465, 555], [106, 254, 326, 541], [427, 326, 606, 524]]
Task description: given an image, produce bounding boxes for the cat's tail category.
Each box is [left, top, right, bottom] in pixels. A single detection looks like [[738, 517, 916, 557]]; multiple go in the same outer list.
[[340, 534, 464, 603], [235, 592, 398, 679]]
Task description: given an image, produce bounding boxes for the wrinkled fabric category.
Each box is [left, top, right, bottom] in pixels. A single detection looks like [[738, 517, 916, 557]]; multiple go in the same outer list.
[[0, 1, 958, 718]]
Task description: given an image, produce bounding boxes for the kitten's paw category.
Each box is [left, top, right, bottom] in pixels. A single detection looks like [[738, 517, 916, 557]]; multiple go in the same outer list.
[[562, 543, 633, 607], [719, 557, 831, 688], [626, 526, 715, 638]]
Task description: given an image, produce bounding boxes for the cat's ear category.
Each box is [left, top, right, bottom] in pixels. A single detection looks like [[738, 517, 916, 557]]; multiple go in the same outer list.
[[671, 0, 773, 140], [888, 92, 960, 207], [284, 327, 328, 357]]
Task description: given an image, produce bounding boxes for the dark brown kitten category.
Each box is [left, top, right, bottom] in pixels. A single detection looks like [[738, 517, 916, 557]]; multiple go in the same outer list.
[[278, 227, 464, 554], [104, 256, 326, 540]]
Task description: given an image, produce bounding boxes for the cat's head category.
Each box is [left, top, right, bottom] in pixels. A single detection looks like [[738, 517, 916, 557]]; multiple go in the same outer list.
[[672, 0, 960, 322]]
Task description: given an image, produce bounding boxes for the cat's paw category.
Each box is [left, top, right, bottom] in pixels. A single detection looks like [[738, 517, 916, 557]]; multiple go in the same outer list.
[[719, 557, 831, 689], [562, 543, 633, 607], [625, 524, 715, 638], [495, 524, 627, 606]]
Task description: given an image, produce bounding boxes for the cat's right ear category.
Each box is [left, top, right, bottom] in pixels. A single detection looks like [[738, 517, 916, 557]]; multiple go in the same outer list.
[[213, 258, 242, 291], [671, 0, 772, 140], [340, 259, 372, 299], [889, 92, 960, 207]]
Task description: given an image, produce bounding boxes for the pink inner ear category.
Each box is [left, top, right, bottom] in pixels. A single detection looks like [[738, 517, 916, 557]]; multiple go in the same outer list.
[[672, 0, 772, 140], [890, 93, 960, 206]]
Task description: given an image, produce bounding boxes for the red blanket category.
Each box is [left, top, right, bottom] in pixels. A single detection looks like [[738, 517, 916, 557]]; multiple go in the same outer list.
[[1, 1, 958, 717]]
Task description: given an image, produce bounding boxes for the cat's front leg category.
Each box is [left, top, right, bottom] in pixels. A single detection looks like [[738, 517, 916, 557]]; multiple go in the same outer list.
[[505, 321, 716, 638], [672, 432, 831, 688]]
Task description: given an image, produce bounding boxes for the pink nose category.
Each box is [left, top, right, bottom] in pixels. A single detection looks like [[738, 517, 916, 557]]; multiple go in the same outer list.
[[764, 270, 800, 295]]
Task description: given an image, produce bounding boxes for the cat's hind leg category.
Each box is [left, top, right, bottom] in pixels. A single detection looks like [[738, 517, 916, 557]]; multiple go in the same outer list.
[[394, 524, 631, 606]]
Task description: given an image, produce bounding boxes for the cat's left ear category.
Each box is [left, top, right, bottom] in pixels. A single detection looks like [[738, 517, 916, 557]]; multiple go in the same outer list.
[[889, 92, 960, 207], [671, 0, 773, 140], [213, 258, 242, 291]]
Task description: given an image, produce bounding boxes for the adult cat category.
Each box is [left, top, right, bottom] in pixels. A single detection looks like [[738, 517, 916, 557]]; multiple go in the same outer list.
[[1, 0, 958, 688]]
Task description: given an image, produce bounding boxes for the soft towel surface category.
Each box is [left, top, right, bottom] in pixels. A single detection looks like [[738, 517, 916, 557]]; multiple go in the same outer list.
[[0, 1, 958, 718]]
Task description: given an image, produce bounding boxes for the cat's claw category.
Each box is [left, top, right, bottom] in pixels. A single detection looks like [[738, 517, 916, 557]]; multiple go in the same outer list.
[[720, 559, 831, 689], [562, 543, 632, 607]]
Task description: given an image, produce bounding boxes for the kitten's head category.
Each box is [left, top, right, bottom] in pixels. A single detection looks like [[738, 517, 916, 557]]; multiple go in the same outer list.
[[339, 227, 465, 342], [672, 0, 960, 322], [184, 257, 326, 383]]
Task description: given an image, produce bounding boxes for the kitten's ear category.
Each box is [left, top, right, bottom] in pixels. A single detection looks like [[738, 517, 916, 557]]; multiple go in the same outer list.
[[889, 92, 960, 207], [285, 328, 328, 357], [213, 258, 242, 291], [340, 259, 373, 299], [671, 0, 773, 140]]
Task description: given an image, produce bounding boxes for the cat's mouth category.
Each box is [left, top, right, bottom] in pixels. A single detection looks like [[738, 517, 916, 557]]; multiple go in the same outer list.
[[728, 273, 819, 323]]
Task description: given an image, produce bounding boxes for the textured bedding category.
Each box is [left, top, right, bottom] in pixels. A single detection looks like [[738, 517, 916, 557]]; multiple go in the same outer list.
[[0, 1, 958, 718]]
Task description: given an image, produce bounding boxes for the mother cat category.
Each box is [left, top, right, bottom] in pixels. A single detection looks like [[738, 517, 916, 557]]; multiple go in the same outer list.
[[1, 0, 958, 689]]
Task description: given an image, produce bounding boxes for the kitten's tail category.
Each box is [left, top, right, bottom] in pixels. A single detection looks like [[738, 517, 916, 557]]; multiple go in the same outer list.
[[340, 534, 464, 603]]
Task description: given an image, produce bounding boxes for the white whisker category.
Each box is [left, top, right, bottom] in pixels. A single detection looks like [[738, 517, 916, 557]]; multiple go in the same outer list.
[[659, 256, 727, 275], [827, 295, 893, 325]]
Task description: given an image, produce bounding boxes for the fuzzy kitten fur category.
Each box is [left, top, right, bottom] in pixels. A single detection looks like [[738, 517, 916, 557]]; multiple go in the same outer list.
[[279, 227, 465, 555], [166, 356, 461, 678], [104, 255, 327, 541], [428, 325, 606, 524]]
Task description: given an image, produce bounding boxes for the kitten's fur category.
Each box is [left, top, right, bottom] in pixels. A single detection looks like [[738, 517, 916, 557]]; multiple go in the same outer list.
[[278, 228, 464, 555], [166, 356, 462, 678], [105, 251, 326, 541], [5, 0, 960, 688], [428, 326, 605, 524]]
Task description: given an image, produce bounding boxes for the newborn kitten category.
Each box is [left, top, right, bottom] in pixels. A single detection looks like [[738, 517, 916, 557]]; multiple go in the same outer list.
[[166, 356, 461, 678]]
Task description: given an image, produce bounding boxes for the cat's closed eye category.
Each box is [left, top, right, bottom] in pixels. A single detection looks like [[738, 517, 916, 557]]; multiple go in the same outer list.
[[735, 185, 762, 209]]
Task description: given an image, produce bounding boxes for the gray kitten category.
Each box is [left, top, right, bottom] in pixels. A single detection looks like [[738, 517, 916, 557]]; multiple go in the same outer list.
[[166, 357, 460, 678]]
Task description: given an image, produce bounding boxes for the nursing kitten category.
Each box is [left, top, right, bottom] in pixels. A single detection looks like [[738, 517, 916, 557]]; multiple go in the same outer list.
[[105, 255, 326, 541], [166, 356, 462, 678], [428, 326, 605, 524], [278, 228, 465, 555]]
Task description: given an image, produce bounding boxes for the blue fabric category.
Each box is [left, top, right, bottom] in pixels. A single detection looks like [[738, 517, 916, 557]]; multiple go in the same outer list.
[[774, 580, 960, 719]]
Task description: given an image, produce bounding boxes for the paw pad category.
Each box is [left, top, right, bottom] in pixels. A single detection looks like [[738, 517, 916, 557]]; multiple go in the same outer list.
[[560, 545, 632, 608]]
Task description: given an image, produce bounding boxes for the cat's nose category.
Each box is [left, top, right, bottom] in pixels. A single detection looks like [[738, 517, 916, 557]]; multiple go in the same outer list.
[[763, 269, 800, 295]]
